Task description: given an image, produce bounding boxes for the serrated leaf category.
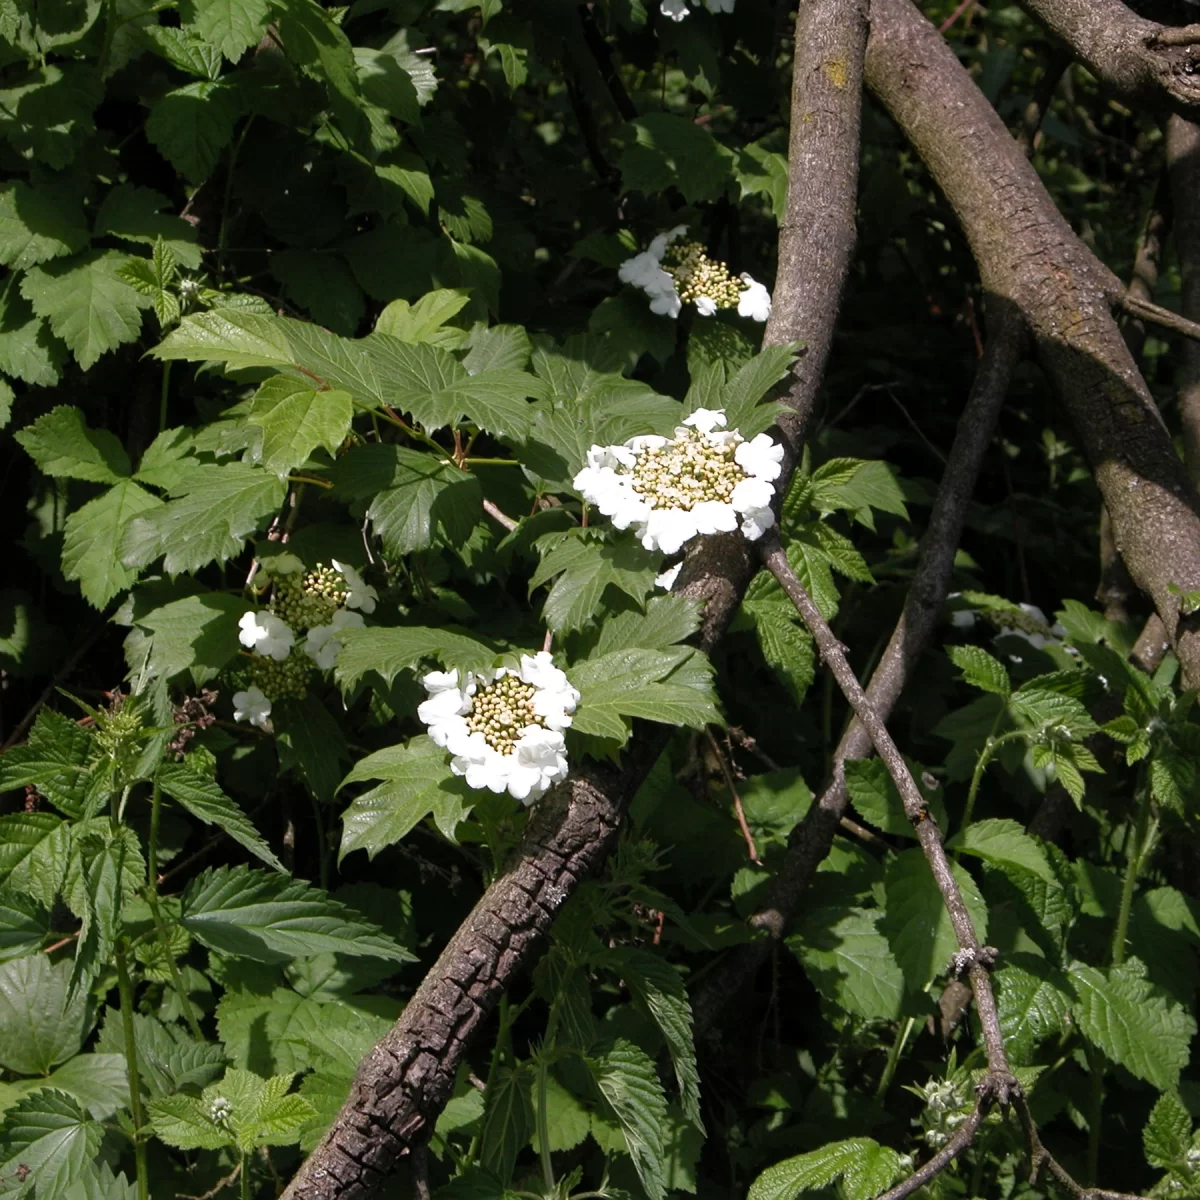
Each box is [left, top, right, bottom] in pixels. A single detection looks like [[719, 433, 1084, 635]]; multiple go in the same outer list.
[[602, 947, 701, 1128], [0, 181, 88, 270], [617, 113, 733, 205], [463, 324, 531, 374], [0, 813, 71, 908], [246, 376, 353, 474], [1070, 958, 1195, 1089], [1144, 1092, 1192, 1170], [62, 481, 162, 608], [822, 460, 908, 530], [21, 250, 150, 370], [951, 818, 1056, 883], [716, 344, 797, 433], [145, 79, 241, 183], [479, 1064, 532, 1184], [588, 1039, 670, 1200], [93, 185, 203, 271], [333, 624, 495, 690], [121, 462, 287, 574], [181, 0, 270, 60], [530, 1076, 589, 1154], [788, 907, 905, 1022], [148, 1092, 230, 1150], [338, 736, 474, 860], [743, 597, 815, 706], [274, 695, 351, 804], [374, 289, 471, 347], [844, 759, 914, 838], [748, 1139, 905, 1200], [531, 535, 659, 635], [0, 64, 101, 169], [140, 24, 224, 79], [1009, 684, 1099, 739], [880, 849, 988, 991], [0, 287, 67, 386], [366, 451, 482, 555], [594, 594, 702, 657], [0, 888, 50, 962], [0, 1090, 102, 1198], [733, 141, 789, 217], [0, 956, 92, 1075], [12, 1053, 129, 1123], [181, 864, 414, 964], [158, 761, 283, 871], [947, 644, 1011, 696], [131, 591, 245, 682], [0, 709, 92, 818], [994, 953, 1073, 1065], [96, 1009, 224, 1098], [16, 406, 131, 483]]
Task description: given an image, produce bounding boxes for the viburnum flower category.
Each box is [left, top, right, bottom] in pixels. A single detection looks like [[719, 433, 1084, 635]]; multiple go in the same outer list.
[[303, 609, 365, 670], [238, 611, 295, 661], [232, 685, 272, 729], [574, 408, 784, 555], [660, 0, 735, 19], [332, 559, 378, 614], [619, 228, 770, 321], [417, 653, 581, 804]]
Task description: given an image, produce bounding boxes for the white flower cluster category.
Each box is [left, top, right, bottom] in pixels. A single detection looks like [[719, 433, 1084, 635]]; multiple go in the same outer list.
[[232, 560, 379, 729], [573, 408, 784, 555], [660, 0, 734, 21], [418, 653, 580, 803], [618, 226, 770, 322]]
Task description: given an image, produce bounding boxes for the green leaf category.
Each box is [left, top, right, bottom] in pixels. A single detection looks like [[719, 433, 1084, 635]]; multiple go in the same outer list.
[[588, 1039, 670, 1200], [374, 289, 471, 348], [880, 849, 988, 992], [716, 344, 797, 434], [733, 141, 789, 217], [269, 250, 364, 337], [994, 953, 1073, 1065], [748, 1139, 905, 1200], [93, 185, 203, 271], [181, 0, 270, 60], [0, 1090, 103, 1198], [11, 1053, 129, 1123], [21, 250, 150, 370], [181, 864, 414, 964], [1070, 957, 1195, 1089], [96, 1009, 224, 1098], [121, 462, 287, 574], [62, 481, 163, 608], [147, 1092, 230, 1151], [463, 324, 531, 374], [0, 65, 101, 169], [1009, 683, 1099, 739], [1144, 1092, 1192, 1170], [820, 460, 908, 530], [130, 591, 245, 682], [844, 759, 914, 838], [530, 1076, 589, 1155], [617, 113, 733, 205], [0, 956, 92, 1075], [245, 376, 353, 475], [947, 644, 1011, 696], [531, 534, 659, 635], [145, 79, 241, 183], [602, 947, 702, 1128], [274, 695, 351, 804], [789, 907, 905, 1022], [0, 709, 92, 818], [333, 624, 495, 690], [0, 889, 51, 962], [0, 813, 71, 908], [594, 594, 702, 656], [950, 818, 1056, 883], [478, 1064, 532, 1184], [158, 761, 283, 871], [363, 450, 483, 556], [140, 24, 224, 79], [0, 287, 67, 386], [338, 736, 474, 860], [16, 406, 131, 483], [0, 181, 88, 270], [742, 597, 815, 706]]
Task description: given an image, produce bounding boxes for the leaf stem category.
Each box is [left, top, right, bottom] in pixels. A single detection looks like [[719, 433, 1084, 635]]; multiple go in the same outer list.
[[286, 474, 334, 489], [159, 361, 172, 433], [1111, 776, 1156, 968], [874, 1015, 915, 1100], [961, 728, 1023, 833], [115, 940, 149, 1200]]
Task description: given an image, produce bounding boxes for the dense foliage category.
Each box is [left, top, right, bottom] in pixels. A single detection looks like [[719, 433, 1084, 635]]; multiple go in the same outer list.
[[0, 1, 1198, 1198]]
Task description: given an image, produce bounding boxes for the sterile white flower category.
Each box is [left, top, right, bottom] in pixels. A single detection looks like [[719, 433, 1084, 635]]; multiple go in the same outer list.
[[418, 655, 581, 804], [695, 296, 718, 316], [332, 559, 378, 614], [232, 686, 272, 729], [737, 275, 772, 322], [619, 228, 687, 318], [656, 563, 682, 591], [303, 609, 365, 670], [238, 611, 295, 662], [574, 407, 782, 554], [660, 0, 690, 18]]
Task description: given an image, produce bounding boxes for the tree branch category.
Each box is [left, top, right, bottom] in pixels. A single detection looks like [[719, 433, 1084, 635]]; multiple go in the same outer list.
[[866, 0, 1200, 690], [1167, 113, 1200, 486], [1016, 0, 1200, 112]]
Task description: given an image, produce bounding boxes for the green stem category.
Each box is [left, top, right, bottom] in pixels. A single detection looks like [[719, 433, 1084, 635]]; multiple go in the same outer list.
[[146, 781, 204, 1039], [961, 728, 1023, 834], [240, 1151, 250, 1200], [116, 941, 149, 1200], [1084, 1041, 1104, 1186], [159, 361, 171, 433], [874, 1016, 914, 1100], [463, 457, 520, 466], [1111, 779, 1157, 968], [535, 1008, 561, 1197], [467, 996, 512, 1165]]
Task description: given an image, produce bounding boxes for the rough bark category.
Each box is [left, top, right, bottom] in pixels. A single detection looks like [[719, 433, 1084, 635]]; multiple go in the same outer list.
[[867, 0, 1200, 689], [1016, 0, 1200, 111], [694, 308, 1024, 1033], [1167, 113, 1200, 485]]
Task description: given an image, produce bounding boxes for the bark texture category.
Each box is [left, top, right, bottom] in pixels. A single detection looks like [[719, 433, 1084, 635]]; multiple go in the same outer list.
[[1017, 0, 1200, 111], [1167, 113, 1200, 485], [867, 0, 1200, 689]]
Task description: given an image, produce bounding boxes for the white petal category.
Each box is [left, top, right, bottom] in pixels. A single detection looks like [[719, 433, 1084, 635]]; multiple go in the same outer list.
[[656, 563, 682, 591], [683, 408, 727, 434], [232, 686, 272, 729], [694, 295, 718, 316], [739, 506, 776, 541], [690, 499, 739, 535], [737, 277, 772, 321], [731, 475, 775, 513], [648, 287, 682, 318], [642, 508, 700, 555], [735, 433, 785, 482]]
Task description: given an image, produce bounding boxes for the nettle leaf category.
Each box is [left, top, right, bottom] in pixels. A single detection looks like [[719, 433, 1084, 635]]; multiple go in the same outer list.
[[588, 1039, 670, 1200], [0, 1090, 103, 1199], [146, 79, 241, 183], [96, 1009, 224, 1098], [617, 113, 733, 205], [181, 864, 414, 964], [140, 25, 224, 80], [1144, 1092, 1192, 1170], [181, 0, 270, 61], [742, 596, 815, 706], [0, 180, 89, 270], [158, 762, 282, 871], [122, 462, 287, 574], [62, 481, 163, 608], [1009, 683, 1099, 739], [601, 947, 702, 1129], [147, 1092, 229, 1152], [748, 1138, 905, 1200], [568, 647, 720, 745], [334, 625, 495, 690], [245, 376, 353, 475], [994, 952, 1073, 1066], [950, 819, 1056, 883], [0, 956, 92, 1075], [947, 644, 1011, 697], [1070, 957, 1195, 1089], [0, 889, 51, 962], [21, 249, 151, 370], [788, 907, 905, 1022], [478, 1064, 533, 1183], [338, 736, 475, 860], [13, 1053, 129, 1124], [530, 534, 659, 634], [0, 813, 71, 908], [880, 849, 988, 992], [16, 406, 131, 483], [0, 709, 92, 818]]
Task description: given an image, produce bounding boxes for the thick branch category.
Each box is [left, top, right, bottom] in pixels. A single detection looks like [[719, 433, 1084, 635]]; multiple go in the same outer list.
[[1167, 113, 1200, 486], [1015, 0, 1200, 112], [867, 0, 1200, 689], [695, 310, 1023, 1032]]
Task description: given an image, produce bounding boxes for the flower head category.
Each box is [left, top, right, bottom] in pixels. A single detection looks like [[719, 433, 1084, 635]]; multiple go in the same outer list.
[[303, 609, 365, 670], [332, 559, 378, 614], [620, 232, 766, 320], [232, 686, 272, 729], [238, 611, 295, 662], [418, 655, 580, 804], [574, 408, 784, 554]]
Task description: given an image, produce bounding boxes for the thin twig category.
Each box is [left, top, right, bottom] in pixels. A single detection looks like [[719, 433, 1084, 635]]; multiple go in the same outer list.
[[938, 0, 974, 34], [1120, 293, 1200, 343], [482, 498, 518, 531], [706, 728, 761, 864], [1147, 23, 1200, 48], [875, 1100, 986, 1200], [180, 1162, 242, 1200]]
